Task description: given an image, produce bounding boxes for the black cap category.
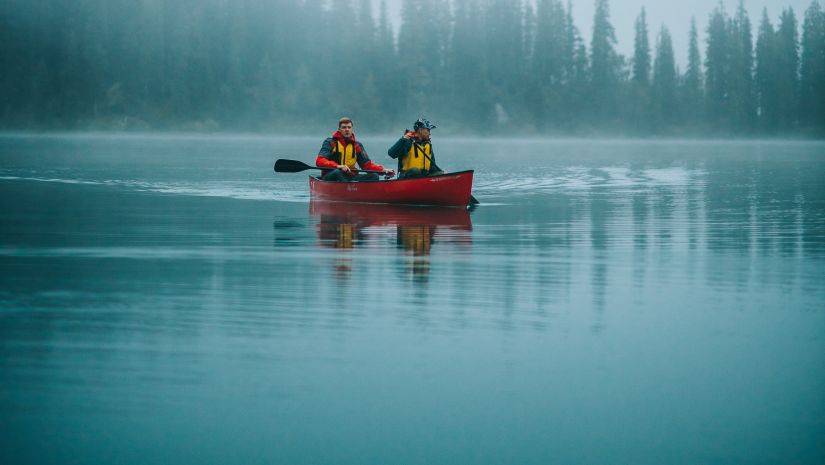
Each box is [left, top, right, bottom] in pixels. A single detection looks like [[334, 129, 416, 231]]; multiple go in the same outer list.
[[413, 118, 436, 130]]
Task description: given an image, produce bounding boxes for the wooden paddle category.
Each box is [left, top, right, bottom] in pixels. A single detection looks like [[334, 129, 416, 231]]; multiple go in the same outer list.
[[274, 158, 387, 175], [411, 143, 480, 206]]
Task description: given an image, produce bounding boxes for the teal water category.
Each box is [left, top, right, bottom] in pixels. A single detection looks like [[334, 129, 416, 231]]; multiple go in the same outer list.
[[1, 134, 824, 464]]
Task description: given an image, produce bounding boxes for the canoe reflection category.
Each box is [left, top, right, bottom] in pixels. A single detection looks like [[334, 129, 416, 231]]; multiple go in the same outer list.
[[310, 201, 473, 281]]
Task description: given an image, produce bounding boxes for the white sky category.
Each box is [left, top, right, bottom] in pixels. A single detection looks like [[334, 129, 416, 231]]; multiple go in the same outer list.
[[377, 0, 817, 67]]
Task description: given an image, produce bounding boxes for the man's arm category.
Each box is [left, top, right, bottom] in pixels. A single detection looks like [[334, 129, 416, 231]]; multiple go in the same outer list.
[[387, 137, 410, 159]]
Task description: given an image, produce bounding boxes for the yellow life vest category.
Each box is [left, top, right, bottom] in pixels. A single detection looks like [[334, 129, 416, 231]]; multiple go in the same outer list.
[[398, 225, 433, 255], [337, 223, 354, 249], [331, 139, 358, 169], [401, 141, 432, 172]]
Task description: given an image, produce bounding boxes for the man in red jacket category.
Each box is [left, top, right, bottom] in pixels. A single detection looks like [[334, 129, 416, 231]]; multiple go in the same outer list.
[[315, 117, 394, 182]]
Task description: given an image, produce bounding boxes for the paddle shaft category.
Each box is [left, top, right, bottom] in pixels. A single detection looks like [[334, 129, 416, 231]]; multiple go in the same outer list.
[[274, 158, 387, 175]]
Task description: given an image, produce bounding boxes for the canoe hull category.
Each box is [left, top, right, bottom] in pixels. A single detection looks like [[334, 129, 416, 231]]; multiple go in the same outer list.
[[308, 170, 474, 207]]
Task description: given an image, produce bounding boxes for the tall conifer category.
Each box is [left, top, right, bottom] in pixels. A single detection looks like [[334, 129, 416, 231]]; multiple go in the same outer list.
[[755, 8, 778, 129], [682, 17, 704, 125], [590, 0, 620, 121], [729, 0, 755, 131], [533, 0, 567, 127], [653, 26, 677, 129], [563, 0, 578, 83], [448, 0, 492, 129], [705, 4, 730, 128], [629, 7, 652, 131], [800, 0, 825, 130], [776, 8, 800, 129], [632, 8, 651, 85]]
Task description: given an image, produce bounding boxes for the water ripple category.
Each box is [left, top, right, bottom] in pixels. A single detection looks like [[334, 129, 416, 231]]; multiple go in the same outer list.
[[475, 165, 706, 197], [1, 175, 307, 202]]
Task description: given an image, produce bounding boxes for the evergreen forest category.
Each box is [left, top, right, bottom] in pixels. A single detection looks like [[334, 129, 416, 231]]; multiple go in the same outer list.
[[1, 0, 824, 136]]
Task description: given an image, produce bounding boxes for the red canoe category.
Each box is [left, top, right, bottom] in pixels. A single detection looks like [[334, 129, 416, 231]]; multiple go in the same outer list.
[[308, 170, 474, 207]]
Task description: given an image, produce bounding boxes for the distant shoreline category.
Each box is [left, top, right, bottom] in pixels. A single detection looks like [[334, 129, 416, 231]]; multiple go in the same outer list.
[[2, 130, 823, 143]]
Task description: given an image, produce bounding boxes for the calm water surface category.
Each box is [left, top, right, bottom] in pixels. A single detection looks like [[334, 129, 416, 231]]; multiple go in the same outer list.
[[1, 134, 824, 464]]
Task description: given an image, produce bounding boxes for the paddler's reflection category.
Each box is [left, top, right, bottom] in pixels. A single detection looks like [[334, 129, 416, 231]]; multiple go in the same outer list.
[[397, 225, 434, 256], [315, 210, 364, 280], [317, 219, 362, 249], [397, 225, 434, 280], [310, 200, 472, 281]]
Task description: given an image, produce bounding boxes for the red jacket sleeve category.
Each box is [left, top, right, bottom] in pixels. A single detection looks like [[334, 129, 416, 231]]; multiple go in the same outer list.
[[316, 155, 339, 169], [360, 160, 384, 172]]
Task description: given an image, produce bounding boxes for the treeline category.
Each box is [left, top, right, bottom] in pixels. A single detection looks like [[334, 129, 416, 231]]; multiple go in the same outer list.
[[1, 0, 824, 135]]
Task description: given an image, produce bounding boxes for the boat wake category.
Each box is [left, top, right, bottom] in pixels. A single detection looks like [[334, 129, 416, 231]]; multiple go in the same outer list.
[[473, 165, 705, 197], [0, 175, 308, 202]]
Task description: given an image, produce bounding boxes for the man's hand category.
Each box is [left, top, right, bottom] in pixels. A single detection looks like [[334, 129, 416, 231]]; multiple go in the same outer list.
[[337, 165, 351, 174], [384, 169, 396, 179], [402, 132, 412, 140]]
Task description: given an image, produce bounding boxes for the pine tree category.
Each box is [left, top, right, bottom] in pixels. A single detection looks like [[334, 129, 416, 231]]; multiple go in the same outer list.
[[705, 4, 730, 129], [289, 0, 328, 122], [590, 0, 620, 122], [448, 0, 492, 130], [327, 0, 359, 116], [755, 8, 778, 130], [522, 0, 540, 129], [398, 0, 437, 113], [652, 25, 677, 130], [800, 0, 825, 131], [374, 0, 399, 127], [563, 0, 586, 126], [349, 0, 383, 127], [682, 17, 704, 126], [562, 0, 578, 83], [632, 8, 651, 85], [629, 7, 651, 131], [776, 8, 800, 129], [534, 0, 566, 85], [377, 0, 395, 59], [431, 0, 453, 105], [483, 0, 524, 126], [728, 0, 756, 131], [533, 0, 566, 128]]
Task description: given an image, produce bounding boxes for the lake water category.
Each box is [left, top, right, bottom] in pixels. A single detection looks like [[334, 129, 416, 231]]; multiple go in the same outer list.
[[1, 134, 824, 464]]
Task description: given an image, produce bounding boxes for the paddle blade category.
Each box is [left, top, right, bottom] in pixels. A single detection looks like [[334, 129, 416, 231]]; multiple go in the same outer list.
[[274, 159, 312, 173]]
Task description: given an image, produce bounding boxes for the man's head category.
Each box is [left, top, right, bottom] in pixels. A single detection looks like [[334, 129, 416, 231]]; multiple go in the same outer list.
[[338, 117, 354, 138], [413, 118, 435, 139]]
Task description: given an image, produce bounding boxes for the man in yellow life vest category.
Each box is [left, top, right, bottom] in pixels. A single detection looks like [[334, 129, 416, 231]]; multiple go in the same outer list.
[[387, 118, 444, 179], [315, 117, 394, 182]]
